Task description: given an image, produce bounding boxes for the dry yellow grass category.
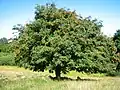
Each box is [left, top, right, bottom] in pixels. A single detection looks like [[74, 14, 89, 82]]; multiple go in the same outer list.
[[0, 66, 120, 90]]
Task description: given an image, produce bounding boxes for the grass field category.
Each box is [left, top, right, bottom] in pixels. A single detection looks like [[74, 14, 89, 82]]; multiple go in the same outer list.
[[0, 66, 120, 90]]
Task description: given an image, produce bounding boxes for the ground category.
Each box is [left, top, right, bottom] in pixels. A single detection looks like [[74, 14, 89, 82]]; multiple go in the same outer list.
[[0, 66, 120, 90]]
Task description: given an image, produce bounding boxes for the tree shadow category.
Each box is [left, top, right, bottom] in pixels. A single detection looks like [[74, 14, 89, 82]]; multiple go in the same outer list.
[[48, 75, 98, 81]]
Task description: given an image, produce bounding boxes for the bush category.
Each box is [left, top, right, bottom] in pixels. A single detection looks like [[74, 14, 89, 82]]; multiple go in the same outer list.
[[0, 43, 11, 53], [0, 52, 9, 57], [106, 71, 120, 76], [0, 53, 15, 66]]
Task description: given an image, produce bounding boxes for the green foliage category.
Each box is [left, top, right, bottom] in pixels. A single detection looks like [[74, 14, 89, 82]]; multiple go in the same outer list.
[[13, 3, 117, 78], [12, 24, 24, 39], [0, 53, 15, 66], [75, 35, 117, 73], [113, 29, 120, 52], [0, 37, 8, 44], [0, 43, 12, 53], [0, 41, 15, 66], [106, 71, 120, 76], [113, 29, 120, 71]]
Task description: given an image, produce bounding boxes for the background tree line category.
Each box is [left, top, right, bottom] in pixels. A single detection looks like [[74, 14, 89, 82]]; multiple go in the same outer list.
[[0, 37, 15, 65]]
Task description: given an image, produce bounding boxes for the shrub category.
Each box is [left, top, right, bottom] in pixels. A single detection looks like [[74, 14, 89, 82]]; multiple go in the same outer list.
[[0, 53, 15, 66], [106, 71, 120, 76]]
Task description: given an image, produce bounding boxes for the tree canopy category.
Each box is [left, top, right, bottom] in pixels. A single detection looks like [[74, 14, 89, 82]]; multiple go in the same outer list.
[[13, 3, 117, 78]]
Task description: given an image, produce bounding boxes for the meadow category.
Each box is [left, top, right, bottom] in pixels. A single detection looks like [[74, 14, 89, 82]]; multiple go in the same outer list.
[[0, 66, 120, 90]]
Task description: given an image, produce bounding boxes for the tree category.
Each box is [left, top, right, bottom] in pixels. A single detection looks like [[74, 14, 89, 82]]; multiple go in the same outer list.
[[113, 29, 120, 71], [0, 37, 9, 53], [12, 24, 24, 39], [114, 30, 120, 52], [0, 37, 8, 44], [14, 3, 117, 78]]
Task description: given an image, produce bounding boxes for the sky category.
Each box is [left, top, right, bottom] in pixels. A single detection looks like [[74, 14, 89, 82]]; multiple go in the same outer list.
[[0, 0, 120, 39]]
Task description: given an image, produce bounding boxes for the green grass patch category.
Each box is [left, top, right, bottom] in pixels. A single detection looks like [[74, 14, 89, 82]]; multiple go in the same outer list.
[[0, 75, 120, 90], [66, 71, 106, 77]]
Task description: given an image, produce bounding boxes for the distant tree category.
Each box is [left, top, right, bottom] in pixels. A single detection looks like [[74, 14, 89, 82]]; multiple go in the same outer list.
[[114, 30, 120, 52], [13, 3, 117, 78], [0, 43, 12, 53], [0, 37, 9, 52], [113, 29, 120, 71], [0, 37, 8, 44]]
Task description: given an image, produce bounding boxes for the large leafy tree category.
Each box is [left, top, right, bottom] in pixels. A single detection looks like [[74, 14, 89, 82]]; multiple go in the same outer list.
[[14, 3, 117, 78]]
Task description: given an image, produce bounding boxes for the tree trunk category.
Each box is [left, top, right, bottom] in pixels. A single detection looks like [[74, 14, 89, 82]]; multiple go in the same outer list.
[[55, 65, 61, 79]]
